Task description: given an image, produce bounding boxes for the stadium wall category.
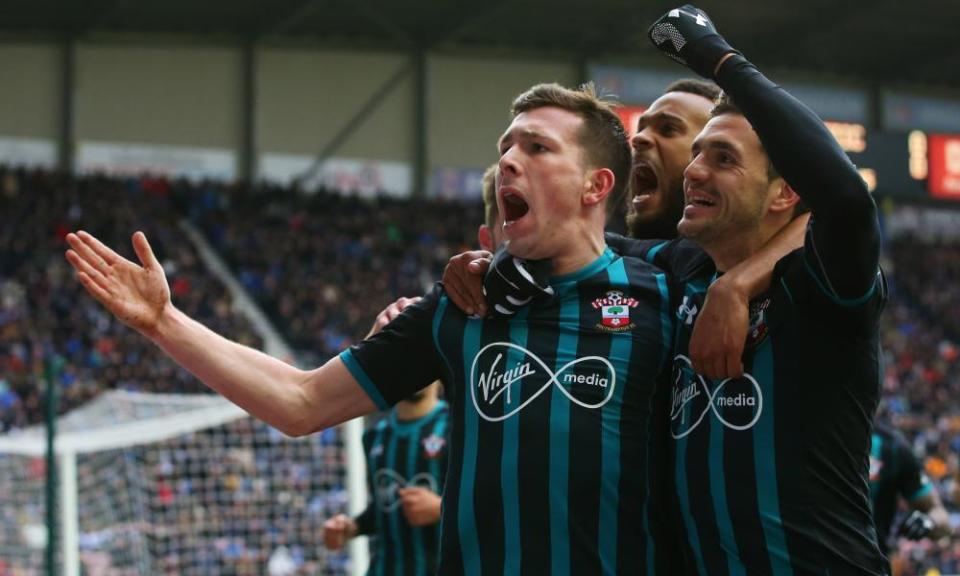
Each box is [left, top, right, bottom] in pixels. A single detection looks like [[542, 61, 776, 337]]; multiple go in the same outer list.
[[257, 48, 412, 162], [0, 41, 581, 189], [0, 43, 61, 167], [75, 44, 242, 150], [428, 54, 577, 168]]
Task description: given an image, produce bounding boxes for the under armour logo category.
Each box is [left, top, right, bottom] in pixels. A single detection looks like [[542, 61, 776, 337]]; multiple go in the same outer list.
[[669, 7, 709, 26], [677, 296, 699, 325]]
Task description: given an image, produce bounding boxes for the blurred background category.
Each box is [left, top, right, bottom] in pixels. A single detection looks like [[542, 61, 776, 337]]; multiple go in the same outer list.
[[1, 0, 959, 574]]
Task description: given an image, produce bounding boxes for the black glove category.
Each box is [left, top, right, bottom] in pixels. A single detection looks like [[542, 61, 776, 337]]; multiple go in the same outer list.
[[897, 510, 935, 540], [483, 246, 554, 318], [648, 4, 739, 79]]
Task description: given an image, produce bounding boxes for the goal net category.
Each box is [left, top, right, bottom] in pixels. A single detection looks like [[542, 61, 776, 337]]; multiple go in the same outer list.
[[0, 390, 352, 575]]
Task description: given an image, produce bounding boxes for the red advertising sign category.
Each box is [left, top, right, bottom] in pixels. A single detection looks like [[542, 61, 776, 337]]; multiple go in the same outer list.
[[616, 106, 647, 138], [928, 134, 960, 199]]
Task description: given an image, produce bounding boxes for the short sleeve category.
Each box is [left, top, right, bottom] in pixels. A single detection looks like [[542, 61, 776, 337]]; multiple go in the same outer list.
[[340, 285, 446, 409]]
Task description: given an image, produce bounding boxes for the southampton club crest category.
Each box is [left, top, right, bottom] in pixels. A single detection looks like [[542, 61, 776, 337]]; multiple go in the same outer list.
[[422, 434, 446, 459], [591, 290, 639, 333], [746, 297, 771, 350]]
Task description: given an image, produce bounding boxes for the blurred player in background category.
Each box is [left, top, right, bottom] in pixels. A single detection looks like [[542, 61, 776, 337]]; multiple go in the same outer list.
[[870, 420, 951, 571], [323, 380, 448, 576]]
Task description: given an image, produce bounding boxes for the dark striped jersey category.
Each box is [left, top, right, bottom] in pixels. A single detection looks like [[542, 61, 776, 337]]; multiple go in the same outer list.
[[356, 401, 450, 576], [341, 248, 679, 575], [869, 423, 933, 555], [357, 401, 450, 576], [643, 237, 888, 575]]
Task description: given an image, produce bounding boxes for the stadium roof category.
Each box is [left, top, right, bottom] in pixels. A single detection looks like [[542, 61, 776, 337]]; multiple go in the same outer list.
[[1, 0, 959, 90]]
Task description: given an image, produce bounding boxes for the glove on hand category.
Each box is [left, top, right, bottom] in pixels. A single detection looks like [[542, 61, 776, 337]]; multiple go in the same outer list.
[[897, 510, 935, 540], [648, 4, 739, 78], [483, 246, 554, 318]]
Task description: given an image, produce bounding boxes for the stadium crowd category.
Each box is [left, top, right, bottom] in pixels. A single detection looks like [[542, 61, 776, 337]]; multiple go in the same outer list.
[[178, 182, 481, 362], [3, 167, 960, 574], [0, 166, 263, 432], [881, 235, 960, 574]]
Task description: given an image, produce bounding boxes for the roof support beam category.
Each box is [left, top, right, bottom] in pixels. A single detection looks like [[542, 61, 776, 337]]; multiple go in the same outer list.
[[58, 37, 75, 174]]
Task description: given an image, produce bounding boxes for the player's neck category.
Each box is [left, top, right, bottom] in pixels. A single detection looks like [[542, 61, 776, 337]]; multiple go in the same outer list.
[[714, 217, 795, 271], [551, 226, 606, 276], [704, 230, 770, 272], [396, 393, 439, 422]]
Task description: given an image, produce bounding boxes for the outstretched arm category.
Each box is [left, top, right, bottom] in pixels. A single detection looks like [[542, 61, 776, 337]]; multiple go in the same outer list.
[[65, 230, 375, 436]]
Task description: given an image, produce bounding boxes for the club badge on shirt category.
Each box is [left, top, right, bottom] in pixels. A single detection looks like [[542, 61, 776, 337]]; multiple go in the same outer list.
[[591, 290, 639, 333], [869, 455, 883, 481], [422, 434, 446, 459], [746, 297, 771, 349]]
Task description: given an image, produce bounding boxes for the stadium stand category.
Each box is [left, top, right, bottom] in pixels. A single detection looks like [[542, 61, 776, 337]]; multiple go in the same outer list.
[[0, 166, 263, 432], [4, 167, 960, 574], [180, 183, 482, 362]]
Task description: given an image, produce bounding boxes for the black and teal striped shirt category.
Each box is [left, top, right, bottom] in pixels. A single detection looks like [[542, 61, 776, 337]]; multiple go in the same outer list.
[[341, 248, 679, 575], [357, 401, 450, 576], [641, 238, 888, 575]]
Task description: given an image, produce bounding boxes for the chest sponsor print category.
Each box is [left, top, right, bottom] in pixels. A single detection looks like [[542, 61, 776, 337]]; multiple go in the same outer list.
[[470, 341, 616, 422], [670, 354, 763, 439], [374, 469, 439, 512]]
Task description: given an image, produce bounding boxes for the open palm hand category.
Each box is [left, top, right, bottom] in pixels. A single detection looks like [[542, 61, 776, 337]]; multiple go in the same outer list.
[[65, 230, 171, 336]]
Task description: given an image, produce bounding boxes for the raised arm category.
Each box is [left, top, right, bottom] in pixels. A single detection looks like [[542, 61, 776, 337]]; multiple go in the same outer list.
[[649, 4, 880, 300], [65, 230, 375, 436], [714, 59, 878, 300]]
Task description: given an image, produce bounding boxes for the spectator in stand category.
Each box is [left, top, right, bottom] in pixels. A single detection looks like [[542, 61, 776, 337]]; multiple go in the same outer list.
[[0, 166, 261, 432], [183, 187, 480, 361]]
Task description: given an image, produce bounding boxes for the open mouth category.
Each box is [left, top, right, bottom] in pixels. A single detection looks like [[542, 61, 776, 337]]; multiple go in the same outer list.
[[632, 163, 659, 198], [502, 191, 530, 223]]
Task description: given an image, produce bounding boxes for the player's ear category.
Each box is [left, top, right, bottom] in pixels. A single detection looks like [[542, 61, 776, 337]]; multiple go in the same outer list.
[[583, 168, 615, 207], [478, 225, 494, 252], [768, 179, 799, 215]]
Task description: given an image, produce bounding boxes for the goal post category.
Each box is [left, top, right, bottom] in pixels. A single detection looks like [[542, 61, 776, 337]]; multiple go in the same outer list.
[[0, 390, 361, 575]]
